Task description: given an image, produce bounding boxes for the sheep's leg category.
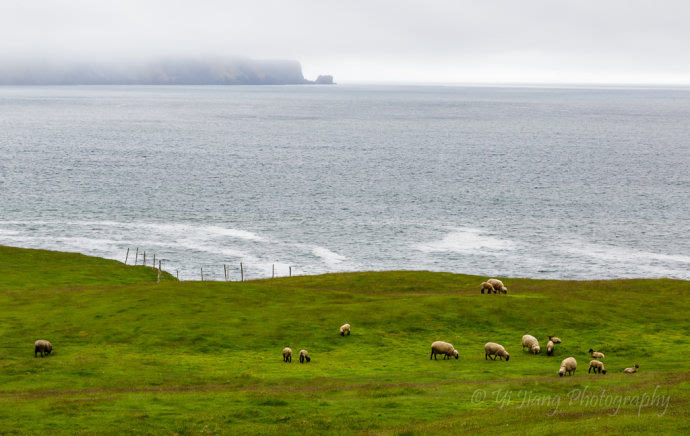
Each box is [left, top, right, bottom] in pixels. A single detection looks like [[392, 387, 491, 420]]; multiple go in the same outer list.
[[485, 353, 488, 360], [430, 350, 434, 360]]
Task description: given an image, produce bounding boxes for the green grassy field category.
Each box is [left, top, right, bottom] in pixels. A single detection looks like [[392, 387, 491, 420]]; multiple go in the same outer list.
[[0, 245, 688, 434]]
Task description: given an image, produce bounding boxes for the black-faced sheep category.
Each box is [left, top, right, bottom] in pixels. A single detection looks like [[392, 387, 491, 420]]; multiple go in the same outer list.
[[339, 324, 351, 336], [299, 349, 311, 363], [34, 340, 53, 358], [282, 347, 292, 363], [484, 342, 509, 361], [589, 349, 605, 359], [623, 364, 639, 374], [430, 341, 459, 360], [480, 282, 495, 294], [548, 335, 562, 344], [521, 335, 541, 354], [547, 340, 554, 356], [558, 357, 577, 376], [588, 359, 606, 374]]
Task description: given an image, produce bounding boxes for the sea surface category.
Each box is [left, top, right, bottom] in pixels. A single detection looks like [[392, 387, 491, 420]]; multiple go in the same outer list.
[[1, 85, 688, 281]]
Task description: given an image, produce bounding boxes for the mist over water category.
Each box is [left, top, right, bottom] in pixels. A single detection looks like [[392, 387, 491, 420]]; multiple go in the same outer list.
[[1, 85, 688, 280]]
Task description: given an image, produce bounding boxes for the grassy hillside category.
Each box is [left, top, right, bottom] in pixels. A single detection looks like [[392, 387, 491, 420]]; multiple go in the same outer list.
[[0, 245, 688, 434]]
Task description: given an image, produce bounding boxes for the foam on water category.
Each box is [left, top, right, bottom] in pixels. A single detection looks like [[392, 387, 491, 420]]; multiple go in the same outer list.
[[1, 86, 688, 281], [415, 228, 516, 254]]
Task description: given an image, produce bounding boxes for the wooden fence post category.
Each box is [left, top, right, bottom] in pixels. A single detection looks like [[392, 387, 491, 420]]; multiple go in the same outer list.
[[143, 251, 146, 267], [240, 262, 244, 282], [135, 248, 139, 265], [272, 264, 275, 279], [157, 260, 161, 283], [201, 268, 204, 281], [289, 266, 292, 277], [125, 248, 129, 265]]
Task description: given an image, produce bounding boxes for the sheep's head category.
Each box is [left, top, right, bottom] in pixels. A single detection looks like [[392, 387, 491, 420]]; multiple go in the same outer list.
[[588, 348, 594, 354], [558, 367, 565, 377], [635, 364, 639, 369], [602, 369, 607, 374], [504, 352, 510, 361], [532, 345, 540, 354], [453, 350, 459, 359]]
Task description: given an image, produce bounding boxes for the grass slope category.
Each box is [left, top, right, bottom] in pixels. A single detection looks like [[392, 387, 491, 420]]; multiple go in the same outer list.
[[0, 245, 688, 434]]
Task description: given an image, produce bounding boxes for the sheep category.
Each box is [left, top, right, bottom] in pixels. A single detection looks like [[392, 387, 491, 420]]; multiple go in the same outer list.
[[589, 349, 605, 359], [547, 340, 554, 356], [484, 342, 509, 361], [521, 334, 541, 354], [299, 349, 311, 363], [588, 359, 606, 374], [339, 324, 351, 336], [549, 335, 562, 344], [558, 357, 577, 376], [623, 364, 639, 374], [487, 278, 508, 294], [282, 347, 292, 363], [430, 341, 459, 360], [34, 340, 53, 358], [480, 282, 495, 294]]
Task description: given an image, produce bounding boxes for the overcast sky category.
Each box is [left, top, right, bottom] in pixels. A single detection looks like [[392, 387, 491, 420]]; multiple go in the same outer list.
[[2, 0, 690, 84]]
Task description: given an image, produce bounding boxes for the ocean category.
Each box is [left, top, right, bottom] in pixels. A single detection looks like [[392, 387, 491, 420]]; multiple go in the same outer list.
[[1, 85, 688, 281]]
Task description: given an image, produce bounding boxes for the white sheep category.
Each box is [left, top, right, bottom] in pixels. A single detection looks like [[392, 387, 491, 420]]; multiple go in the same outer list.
[[299, 349, 311, 363], [484, 342, 509, 361], [521, 334, 541, 354], [339, 324, 351, 336], [430, 341, 459, 360], [34, 340, 53, 358], [547, 340, 554, 356], [623, 364, 639, 374], [282, 347, 292, 363], [558, 357, 577, 376], [548, 335, 562, 344], [480, 282, 495, 294], [589, 349, 605, 359], [487, 278, 507, 294], [588, 360, 606, 374]]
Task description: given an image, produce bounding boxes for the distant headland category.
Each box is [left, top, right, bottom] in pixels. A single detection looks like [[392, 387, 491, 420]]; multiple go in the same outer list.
[[0, 57, 334, 85]]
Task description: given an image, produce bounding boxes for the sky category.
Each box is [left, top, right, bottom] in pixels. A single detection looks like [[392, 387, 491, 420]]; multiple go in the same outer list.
[[2, 0, 690, 84]]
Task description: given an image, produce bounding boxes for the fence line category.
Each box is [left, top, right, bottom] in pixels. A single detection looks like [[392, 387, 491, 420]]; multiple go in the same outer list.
[[122, 248, 298, 282]]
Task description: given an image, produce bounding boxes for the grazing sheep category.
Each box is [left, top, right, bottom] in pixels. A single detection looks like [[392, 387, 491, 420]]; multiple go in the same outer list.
[[282, 347, 292, 363], [547, 340, 554, 356], [34, 340, 53, 358], [558, 357, 577, 376], [480, 282, 495, 294], [299, 349, 311, 363], [339, 324, 351, 336], [588, 359, 606, 374], [623, 364, 639, 374], [430, 341, 459, 360], [484, 342, 510, 361], [521, 335, 541, 354], [487, 278, 508, 294], [589, 349, 605, 359], [548, 335, 562, 344]]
